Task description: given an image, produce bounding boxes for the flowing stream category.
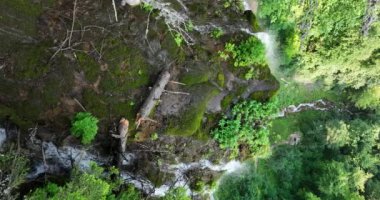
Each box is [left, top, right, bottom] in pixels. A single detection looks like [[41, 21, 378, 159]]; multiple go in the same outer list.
[[121, 159, 245, 197]]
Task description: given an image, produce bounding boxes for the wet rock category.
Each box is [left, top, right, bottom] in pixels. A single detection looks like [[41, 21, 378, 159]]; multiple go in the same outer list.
[[121, 152, 136, 166], [207, 91, 228, 113], [28, 142, 111, 179], [121, 0, 141, 7], [0, 128, 6, 149]]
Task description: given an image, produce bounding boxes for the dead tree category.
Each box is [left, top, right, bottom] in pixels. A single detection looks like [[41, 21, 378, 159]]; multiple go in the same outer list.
[[136, 70, 171, 126], [112, 118, 129, 167]]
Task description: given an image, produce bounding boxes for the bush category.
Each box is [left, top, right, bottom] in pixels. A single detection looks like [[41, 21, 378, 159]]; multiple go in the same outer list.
[[28, 163, 139, 200], [212, 100, 278, 157], [221, 36, 267, 68], [71, 112, 99, 144]]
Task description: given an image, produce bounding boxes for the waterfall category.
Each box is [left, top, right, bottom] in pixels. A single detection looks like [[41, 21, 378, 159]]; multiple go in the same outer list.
[[121, 159, 245, 197], [254, 32, 280, 75], [241, 28, 280, 76]]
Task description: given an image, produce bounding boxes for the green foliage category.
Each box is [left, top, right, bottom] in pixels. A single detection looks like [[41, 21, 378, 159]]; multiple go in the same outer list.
[[174, 33, 183, 47], [28, 163, 140, 200], [140, 2, 154, 12], [222, 36, 267, 68], [222, 0, 243, 12], [211, 28, 224, 39], [167, 87, 219, 137], [258, 0, 300, 63], [116, 185, 141, 200], [259, 0, 380, 111], [150, 132, 159, 141], [185, 20, 194, 32], [161, 187, 191, 200], [29, 174, 111, 200], [212, 100, 278, 157], [216, 115, 380, 200], [70, 112, 99, 144], [214, 163, 278, 200]]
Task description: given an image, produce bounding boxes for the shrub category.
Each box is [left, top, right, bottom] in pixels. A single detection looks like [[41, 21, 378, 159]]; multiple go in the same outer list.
[[212, 100, 278, 157], [27, 163, 130, 200], [222, 36, 267, 67], [211, 28, 224, 39], [71, 112, 99, 144]]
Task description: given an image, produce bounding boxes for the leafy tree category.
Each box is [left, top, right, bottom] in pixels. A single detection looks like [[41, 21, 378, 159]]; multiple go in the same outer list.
[[215, 113, 380, 200], [71, 112, 99, 144]]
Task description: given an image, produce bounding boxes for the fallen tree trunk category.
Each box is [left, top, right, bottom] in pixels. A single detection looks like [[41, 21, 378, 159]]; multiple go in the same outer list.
[[112, 118, 129, 167], [136, 70, 171, 125]]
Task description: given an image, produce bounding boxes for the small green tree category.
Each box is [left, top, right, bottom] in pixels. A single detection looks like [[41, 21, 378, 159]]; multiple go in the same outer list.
[[71, 112, 99, 144], [161, 187, 191, 200]]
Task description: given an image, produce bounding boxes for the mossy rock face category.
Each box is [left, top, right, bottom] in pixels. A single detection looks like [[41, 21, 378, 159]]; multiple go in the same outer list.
[[9, 43, 52, 80], [0, 0, 53, 53], [179, 62, 213, 86], [82, 90, 109, 121], [76, 52, 101, 83], [166, 85, 220, 137], [160, 33, 186, 62], [100, 38, 155, 92], [244, 11, 262, 32], [0, 105, 32, 129], [221, 94, 234, 110], [82, 89, 139, 130]]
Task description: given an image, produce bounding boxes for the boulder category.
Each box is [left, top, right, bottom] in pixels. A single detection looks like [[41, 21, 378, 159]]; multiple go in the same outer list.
[[0, 128, 6, 149], [121, 0, 141, 7]]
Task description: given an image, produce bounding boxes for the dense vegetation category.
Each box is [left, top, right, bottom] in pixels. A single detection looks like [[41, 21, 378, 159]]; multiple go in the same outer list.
[[215, 0, 380, 199], [215, 112, 380, 200], [258, 0, 380, 111]]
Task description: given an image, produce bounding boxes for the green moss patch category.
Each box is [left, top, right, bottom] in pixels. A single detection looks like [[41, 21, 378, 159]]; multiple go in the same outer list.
[[180, 70, 211, 86], [76, 53, 101, 82], [0, 0, 54, 53], [0, 105, 32, 129], [11, 44, 51, 80], [82, 89, 138, 128], [166, 86, 219, 137], [100, 38, 153, 92]]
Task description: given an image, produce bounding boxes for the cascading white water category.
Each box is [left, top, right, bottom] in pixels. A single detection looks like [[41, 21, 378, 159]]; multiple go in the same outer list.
[[241, 28, 280, 75], [254, 32, 280, 73], [121, 159, 245, 197]]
